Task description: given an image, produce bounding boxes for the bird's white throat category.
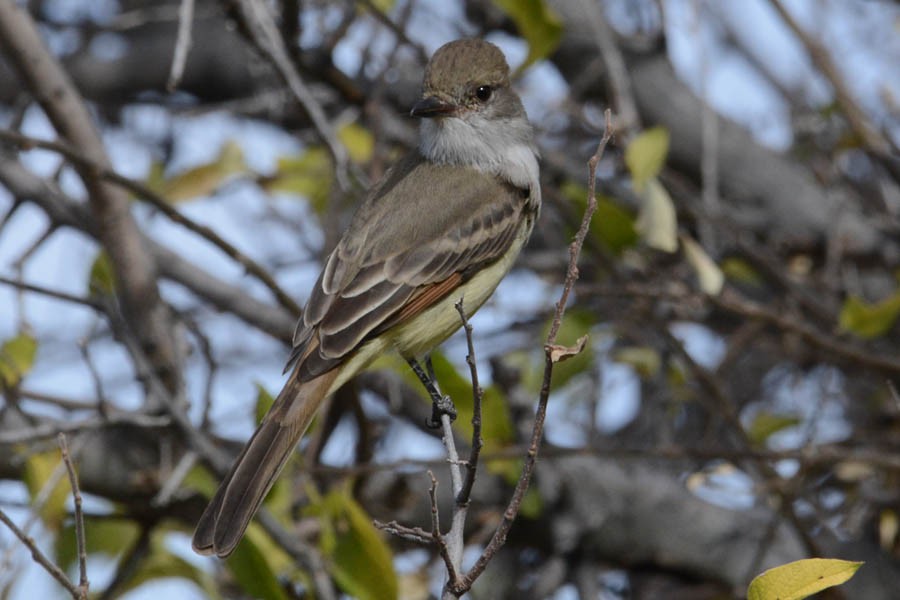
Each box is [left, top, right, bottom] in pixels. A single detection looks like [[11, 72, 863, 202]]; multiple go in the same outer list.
[[419, 114, 540, 191]]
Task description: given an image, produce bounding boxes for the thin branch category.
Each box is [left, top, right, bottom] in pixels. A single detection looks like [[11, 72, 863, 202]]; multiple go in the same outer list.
[[355, 0, 428, 65], [438, 409, 465, 591], [372, 520, 433, 544], [0, 413, 172, 445], [0, 129, 303, 317], [166, 0, 195, 92], [451, 110, 615, 595], [231, 0, 351, 190], [0, 509, 82, 599], [58, 434, 89, 599], [581, 0, 640, 134], [151, 450, 198, 507], [0, 276, 105, 311], [767, 0, 893, 158], [580, 282, 900, 376]]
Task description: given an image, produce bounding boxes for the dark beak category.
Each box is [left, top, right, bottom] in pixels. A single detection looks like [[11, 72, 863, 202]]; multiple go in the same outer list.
[[410, 96, 456, 118]]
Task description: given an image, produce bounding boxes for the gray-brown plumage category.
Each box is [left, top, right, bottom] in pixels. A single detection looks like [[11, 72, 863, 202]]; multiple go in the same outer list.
[[192, 39, 540, 558]]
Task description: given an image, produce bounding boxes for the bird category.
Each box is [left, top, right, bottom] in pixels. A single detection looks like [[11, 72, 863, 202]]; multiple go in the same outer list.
[[192, 38, 541, 558]]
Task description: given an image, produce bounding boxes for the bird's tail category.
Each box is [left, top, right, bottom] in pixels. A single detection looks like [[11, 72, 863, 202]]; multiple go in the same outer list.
[[192, 367, 338, 557]]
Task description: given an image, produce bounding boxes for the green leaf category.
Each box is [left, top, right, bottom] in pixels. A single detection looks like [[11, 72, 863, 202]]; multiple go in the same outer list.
[[594, 198, 639, 253], [255, 383, 276, 425], [839, 291, 900, 339], [153, 141, 247, 203], [428, 352, 514, 448], [518, 487, 544, 519], [88, 250, 116, 297], [23, 450, 69, 531], [491, 0, 563, 70], [561, 182, 638, 254], [0, 333, 38, 388], [747, 412, 801, 445], [635, 179, 678, 253], [681, 234, 724, 295], [721, 257, 763, 286], [625, 127, 670, 191], [309, 488, 397, 600], [747, 558, 863, 600], [227, 530, 290, 600], [262, 148, 333, 214], [56, 518, 140, 572]]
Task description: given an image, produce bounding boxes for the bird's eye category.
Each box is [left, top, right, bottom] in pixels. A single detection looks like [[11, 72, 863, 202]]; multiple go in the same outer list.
[[475, 85, 493, 102]]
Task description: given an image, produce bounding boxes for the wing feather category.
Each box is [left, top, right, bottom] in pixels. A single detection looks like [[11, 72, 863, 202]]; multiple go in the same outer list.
[[289, 151, 533, 381]]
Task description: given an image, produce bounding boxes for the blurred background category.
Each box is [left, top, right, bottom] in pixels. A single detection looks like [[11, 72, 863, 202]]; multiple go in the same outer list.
[[0, 0, 898, 598]]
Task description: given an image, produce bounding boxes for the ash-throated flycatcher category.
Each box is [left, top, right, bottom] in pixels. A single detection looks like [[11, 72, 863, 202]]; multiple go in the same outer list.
[[193, 39, 541, 558]]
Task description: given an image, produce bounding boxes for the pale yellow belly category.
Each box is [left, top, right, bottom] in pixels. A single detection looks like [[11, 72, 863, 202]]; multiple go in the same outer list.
[[325, 221, 530, 395]]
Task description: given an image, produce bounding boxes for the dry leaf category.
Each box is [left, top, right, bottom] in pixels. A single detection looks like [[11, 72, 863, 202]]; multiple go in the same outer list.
[[547, 334, 588, 363]]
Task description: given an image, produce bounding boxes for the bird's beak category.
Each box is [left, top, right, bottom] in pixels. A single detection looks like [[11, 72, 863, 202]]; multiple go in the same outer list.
[[410, 96, 456, 118]]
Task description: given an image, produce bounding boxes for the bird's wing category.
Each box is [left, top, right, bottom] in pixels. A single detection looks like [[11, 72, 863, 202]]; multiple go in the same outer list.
[[288, 151, 534, 380]]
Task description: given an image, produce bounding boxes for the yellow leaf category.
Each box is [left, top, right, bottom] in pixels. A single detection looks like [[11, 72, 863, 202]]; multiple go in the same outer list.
[[681, 234, 724, 295], [879, 509, 898, 551], [747, 558, 863, 600], [338, 122, 374, 164], [156, 141, 247, 202], [839, 290, 900, 339], [492, 0, 563, 70], [263, 148, 333, 214], [625, 127, 670, 191], [0, 333, 38, 388], [635, 178, 677, 253]]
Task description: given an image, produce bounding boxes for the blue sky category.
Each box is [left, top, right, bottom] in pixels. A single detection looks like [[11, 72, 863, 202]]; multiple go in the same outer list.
[[1, 0, 897, 597]]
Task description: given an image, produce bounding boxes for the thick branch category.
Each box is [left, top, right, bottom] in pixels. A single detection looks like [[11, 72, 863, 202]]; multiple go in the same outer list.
[[0, 3, 181, 397]]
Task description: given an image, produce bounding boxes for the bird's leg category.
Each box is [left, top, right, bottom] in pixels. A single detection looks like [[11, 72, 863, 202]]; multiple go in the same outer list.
[[407, 355, 457, 428]]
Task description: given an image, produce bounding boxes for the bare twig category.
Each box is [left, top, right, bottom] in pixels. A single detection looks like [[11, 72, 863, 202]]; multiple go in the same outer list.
[[0, 509, 83, 599], [58, 434, 89, 599], [373, 520, 433, 544], [451, 109, 615, 595], [78, 339, 109, 417], [166, 0, 195, 91]]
